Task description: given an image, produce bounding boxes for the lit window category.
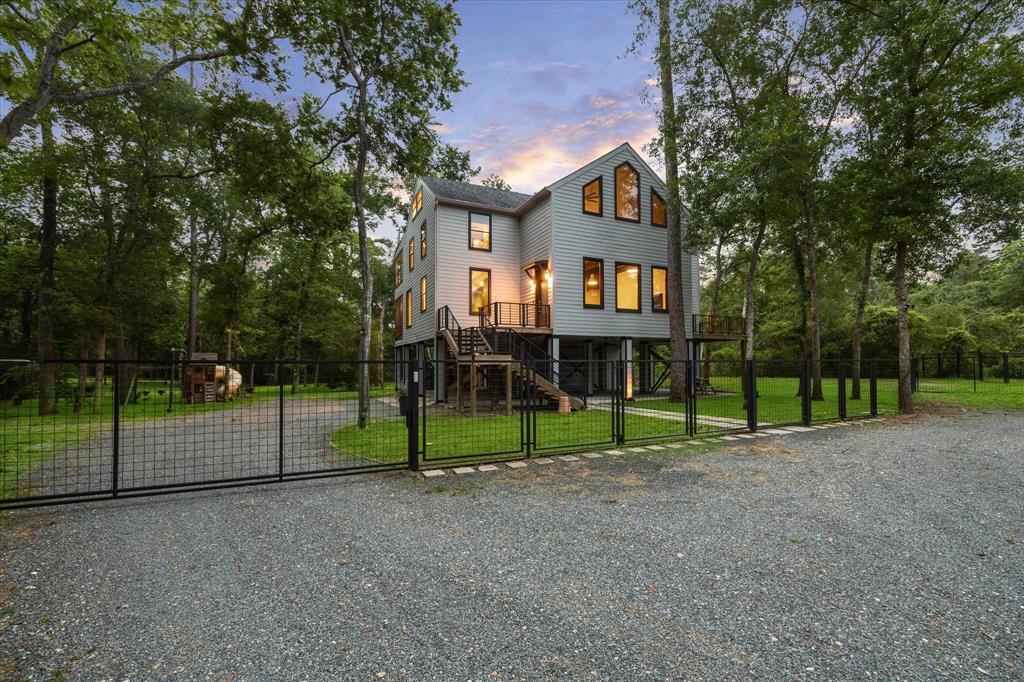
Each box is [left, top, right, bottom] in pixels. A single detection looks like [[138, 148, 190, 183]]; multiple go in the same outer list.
[[582, 177, 602, 216], [469, 268, 490, 314], [469, 212, 491, 251], [405, 290, 412, 328], [395, 254, 403, 284], [420, 224, 426, 257], [395, 295, 404, 340], [583, 258, 604, 308], [614, 163, 640, 222], [411, 189, 422, 219], [651, 189, 666, 227], [408, 238, 415, 271], [652, 266, 667, 312], [420, 276, 427, 312], [615, 262, 640, 312]]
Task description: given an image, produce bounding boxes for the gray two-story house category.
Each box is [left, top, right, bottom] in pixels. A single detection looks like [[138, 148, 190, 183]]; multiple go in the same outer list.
[[393, 142, 700, 404]]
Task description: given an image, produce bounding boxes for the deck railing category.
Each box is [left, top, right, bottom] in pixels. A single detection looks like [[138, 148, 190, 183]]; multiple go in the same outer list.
[[479, 302, 551, 329], [692, 313, 746, 337]]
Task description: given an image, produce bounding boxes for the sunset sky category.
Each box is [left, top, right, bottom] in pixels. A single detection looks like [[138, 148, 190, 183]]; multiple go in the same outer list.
[[439, 0, 660, 193]]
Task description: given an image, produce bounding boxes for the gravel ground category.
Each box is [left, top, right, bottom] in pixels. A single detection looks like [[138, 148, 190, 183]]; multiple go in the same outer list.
[[1, 409, 1022, 680], [20, 397, 401, 499]]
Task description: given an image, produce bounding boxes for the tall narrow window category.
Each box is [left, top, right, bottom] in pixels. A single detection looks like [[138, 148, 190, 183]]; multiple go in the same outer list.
[[408, 238, 415, 271], [469, 268, 490, 314], [395, 254, 403, 284], [411, 189, 423, 219], [395, 296, 404, 341], [615, 262, 641, 312], [583, 258, 604, 308], [652, 266, 667, 312], [468, 212, 491, 251], [582, 177, 602, 216], [651, 189, 666, 227], [420, 276, 428, 312], [614, 162, 640, 222], [420, 223, 427, 257], [405, 290, 412, 328]]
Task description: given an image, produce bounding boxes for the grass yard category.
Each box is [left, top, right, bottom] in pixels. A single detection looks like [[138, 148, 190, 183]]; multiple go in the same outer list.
[[0, 380, 396, 500], [331, 408, 692, 465]]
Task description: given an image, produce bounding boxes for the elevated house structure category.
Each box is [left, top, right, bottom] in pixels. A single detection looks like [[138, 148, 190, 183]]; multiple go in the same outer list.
[[393, 142, 742, 412]]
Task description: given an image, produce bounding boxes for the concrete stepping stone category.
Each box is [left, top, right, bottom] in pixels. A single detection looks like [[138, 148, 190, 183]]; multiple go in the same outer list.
[[627, 447, 650, 453], [534, 457, 554, 464], [664, 443, 684, 448], [787, 426, 815, 432], [721, 436, 740, 441], [736, 434, 756, 439], [506, 461, 528, 469], [685, 440, 703, 445], [604, 449, 625, 455], [646, 445, 666, 451], [764, 429, 792, 435], [558, 455, 580, 462], [477, 464, 499, 472], [581, 452, 602, 459], [453, 466, 476, 475], [422, 469, 445, 478]]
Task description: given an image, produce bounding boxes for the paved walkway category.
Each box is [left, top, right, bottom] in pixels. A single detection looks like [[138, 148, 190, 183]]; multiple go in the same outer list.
[[588, 396, 760, 431]]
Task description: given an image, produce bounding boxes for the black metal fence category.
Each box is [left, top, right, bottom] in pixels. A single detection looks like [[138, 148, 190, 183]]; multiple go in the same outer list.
[[3, 354, 1015, 508]]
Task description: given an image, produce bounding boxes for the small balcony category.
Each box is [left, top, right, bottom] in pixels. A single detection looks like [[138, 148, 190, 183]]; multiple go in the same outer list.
[[479, 302, 551, 331], [692, 313, 745, 340]]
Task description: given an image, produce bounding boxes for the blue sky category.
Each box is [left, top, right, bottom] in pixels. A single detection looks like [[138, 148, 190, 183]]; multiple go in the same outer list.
[[429, 0, 659, 193]]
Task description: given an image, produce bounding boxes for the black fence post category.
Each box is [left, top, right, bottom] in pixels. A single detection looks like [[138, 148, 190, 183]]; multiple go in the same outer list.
[[112, 364, 120, 498], [1003, 352, 1010, 384], [616, 360, 626, 444], [686, 359, 696, 436], [746, 359, 757, 432], [407, 359, 419, 471], [278, 367, 285, 481], [869, 360, 878, 416], [838, 361, 847, 420], [978, 351, 985, 381], [801, 358, 812, 426]]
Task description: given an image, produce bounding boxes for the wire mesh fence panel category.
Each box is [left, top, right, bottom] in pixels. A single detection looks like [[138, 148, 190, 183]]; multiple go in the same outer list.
[[621, 359, 692, 442], [873, 359, 901, 415], [420, 358, 525, 464], [531, 360, 619, 452], [1, 360, 119, 503], [692, 358, 747, 435], [284, 361, 408, 475], [754, 359, 804, 429]]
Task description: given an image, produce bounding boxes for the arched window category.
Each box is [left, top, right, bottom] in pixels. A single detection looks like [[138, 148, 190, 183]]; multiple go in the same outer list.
[[614, 162, 640, 222]]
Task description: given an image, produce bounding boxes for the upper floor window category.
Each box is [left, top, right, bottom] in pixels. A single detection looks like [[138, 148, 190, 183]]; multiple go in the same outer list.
[[469, 268, 490, 314], [615, 262, 641, 312], [395, 295, 404, 341], [411, 189, 423, 219], [582, 177, 602, 216], [651, 266, 667, 312], [583, 258, 604, 308], [469, 212, 491, 251], [651, 189, 667, 227], [420, 276, 428, 312], [405, 289, 413, 328], [395, 254, 403, 285], [408, 238, 415, 271], [420, 224, 427, 257], [614, 162, 640, 222]]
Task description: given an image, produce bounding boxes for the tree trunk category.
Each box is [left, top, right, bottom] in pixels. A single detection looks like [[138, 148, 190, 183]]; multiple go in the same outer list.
[[801, 192, 823, 400], [186, 209, 200, 358], [895, 239, 913, 413], [75, 341, 88, 413], [375, 299, 386, 388], [850, 239, 873, 400], [701, 233, 724, 384], [93, 326, 107, 414], [37, 118, 58, 415], [354, 82, 373, 429], [744, 207, 768, 362], [793, 237, 808, 397], [657, 0, 688, 402]]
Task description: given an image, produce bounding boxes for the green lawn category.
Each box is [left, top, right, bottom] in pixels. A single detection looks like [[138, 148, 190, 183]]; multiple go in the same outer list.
[[1, 380, 395, 500], [331, 408, 695, 465]]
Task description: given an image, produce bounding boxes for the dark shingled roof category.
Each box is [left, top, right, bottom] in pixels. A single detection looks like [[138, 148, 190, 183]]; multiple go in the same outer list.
[[421, 177, 533, 211]]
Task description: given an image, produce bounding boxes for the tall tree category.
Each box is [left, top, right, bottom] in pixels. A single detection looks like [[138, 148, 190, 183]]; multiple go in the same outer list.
[[278, 0, 464, 427]]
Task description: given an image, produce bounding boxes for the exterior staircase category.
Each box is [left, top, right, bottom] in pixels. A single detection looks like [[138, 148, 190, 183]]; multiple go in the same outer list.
[[437, 306, 585, 411]]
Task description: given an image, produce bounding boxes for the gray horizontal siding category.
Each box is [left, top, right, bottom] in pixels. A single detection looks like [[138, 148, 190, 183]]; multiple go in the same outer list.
[[395, 181, 437, 346], [434, 204, 521, 328], [549, 145, 700, 340], [519, 196, 551, 304]]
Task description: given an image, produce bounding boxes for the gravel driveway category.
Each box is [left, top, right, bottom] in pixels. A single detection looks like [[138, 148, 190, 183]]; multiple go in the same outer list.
[[2, 409, 1022, 680]]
